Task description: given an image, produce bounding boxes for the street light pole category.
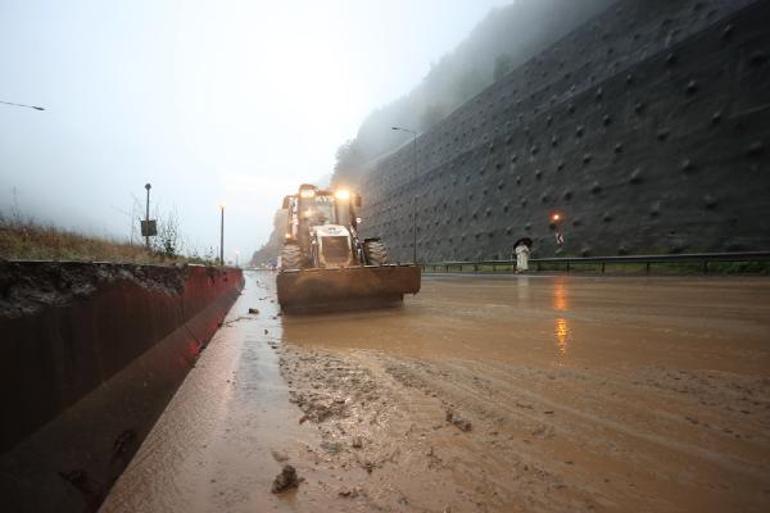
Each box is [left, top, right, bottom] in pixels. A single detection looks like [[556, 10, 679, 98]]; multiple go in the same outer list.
[[144, 183, 152, 249], [219, 204, 225, 266], [0, 100, 45, 111], [392, 126, 418, 264]]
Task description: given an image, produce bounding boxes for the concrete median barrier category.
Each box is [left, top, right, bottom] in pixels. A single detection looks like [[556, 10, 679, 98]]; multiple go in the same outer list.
[[0, 261, 243, 512]]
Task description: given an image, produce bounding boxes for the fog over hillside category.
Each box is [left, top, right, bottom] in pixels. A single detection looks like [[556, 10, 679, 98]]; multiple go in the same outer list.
[[332, 0, 617, 187]]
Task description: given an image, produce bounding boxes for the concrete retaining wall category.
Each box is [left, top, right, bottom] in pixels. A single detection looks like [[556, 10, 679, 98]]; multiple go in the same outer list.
[[361, 0, 770, 260], [0, 262, 243, 512]]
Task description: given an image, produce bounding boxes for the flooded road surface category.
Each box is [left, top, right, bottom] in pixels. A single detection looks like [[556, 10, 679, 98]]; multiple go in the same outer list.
[[102, 272, 770, 513]]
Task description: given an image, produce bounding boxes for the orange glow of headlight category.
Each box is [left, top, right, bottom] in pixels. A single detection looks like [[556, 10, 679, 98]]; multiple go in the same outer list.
[[335, 189, 351, 201], [300, 189, 316, 199]]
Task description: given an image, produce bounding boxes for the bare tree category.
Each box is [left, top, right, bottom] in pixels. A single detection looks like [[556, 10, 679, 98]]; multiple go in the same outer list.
[[153, 208, 181, 258]]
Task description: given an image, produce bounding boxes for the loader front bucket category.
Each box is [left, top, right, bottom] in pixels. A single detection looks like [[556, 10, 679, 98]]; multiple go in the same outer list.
[[276, 264, 421, 313]]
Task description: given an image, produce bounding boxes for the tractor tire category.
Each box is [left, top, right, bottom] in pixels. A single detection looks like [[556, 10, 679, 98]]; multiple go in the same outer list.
[[280, 244, 304, 270], [363, 240, 389, 266]]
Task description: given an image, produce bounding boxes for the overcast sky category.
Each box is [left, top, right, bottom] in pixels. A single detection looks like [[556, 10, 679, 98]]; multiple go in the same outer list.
[[0, 0, 508, 260]]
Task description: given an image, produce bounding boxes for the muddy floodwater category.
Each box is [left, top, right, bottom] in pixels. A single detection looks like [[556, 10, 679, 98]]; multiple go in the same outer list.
[[102, 272, 770, 513]]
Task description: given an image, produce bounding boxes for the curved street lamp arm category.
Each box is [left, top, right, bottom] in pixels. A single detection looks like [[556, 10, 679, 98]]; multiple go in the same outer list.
[[0, 100, 45, 111]]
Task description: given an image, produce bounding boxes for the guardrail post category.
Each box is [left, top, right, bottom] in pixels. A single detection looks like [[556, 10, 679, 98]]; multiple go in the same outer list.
[[601, 262, 606, 274], [703, 261, 708, 274], [646, 262, 651, 274], [473, 263, 478, 273], [566, 261, 571, 273]]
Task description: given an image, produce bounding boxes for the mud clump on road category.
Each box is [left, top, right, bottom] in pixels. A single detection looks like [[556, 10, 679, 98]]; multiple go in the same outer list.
[[445, 409, 472, 432], [271, 464, 299, 494], [282, 349, 380, 425], [338, 486, 363, 498]]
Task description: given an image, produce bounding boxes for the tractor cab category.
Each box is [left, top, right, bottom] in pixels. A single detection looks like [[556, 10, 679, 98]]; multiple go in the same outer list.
[[282, 184, 361, 269]]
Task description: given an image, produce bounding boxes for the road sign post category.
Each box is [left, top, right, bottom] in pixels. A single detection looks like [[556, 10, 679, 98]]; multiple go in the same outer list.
[[142, 183, 157, 249]]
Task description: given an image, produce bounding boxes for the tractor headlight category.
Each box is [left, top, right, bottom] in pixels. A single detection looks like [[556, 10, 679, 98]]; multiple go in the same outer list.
[[334, 189, 351, 201]]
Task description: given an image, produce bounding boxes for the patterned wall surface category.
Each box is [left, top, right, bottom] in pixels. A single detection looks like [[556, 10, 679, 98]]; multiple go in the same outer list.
[[361, 0, 769, 261]]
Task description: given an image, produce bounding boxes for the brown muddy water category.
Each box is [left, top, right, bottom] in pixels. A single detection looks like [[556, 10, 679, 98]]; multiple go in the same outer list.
[[102, 272, 770, 513]]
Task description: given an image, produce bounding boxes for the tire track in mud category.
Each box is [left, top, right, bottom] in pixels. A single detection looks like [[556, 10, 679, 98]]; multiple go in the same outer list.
[[417, 359, 769, 478], [379, 355, 770, 512], [277, 345, 602, 513], [382, 357, 638, 511], [276, 341, 770, 513], [278, 345, 490, 512]]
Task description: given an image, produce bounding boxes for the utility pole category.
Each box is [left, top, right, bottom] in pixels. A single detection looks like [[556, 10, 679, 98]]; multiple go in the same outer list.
[[219, 204, 225, 266], [392, 126, 419, 263], [144, 183, 151, 249]]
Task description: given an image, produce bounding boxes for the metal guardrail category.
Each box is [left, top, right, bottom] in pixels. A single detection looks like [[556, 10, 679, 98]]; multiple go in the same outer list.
[[420, 251, 770, 274]]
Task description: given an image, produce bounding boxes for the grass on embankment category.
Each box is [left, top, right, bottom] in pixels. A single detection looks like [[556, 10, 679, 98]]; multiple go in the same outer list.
[[0, 216, 200, 265]]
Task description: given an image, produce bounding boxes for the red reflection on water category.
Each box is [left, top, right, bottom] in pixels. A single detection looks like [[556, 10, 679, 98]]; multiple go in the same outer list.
[[188, 340, 201, 358]]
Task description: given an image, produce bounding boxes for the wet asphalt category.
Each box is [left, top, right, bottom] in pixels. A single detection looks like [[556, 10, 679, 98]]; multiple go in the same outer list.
[[101, 271, 770, 513]]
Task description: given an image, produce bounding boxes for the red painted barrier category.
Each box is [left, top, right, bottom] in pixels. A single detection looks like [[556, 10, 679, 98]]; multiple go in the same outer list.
[[0, 262, 243, 512]]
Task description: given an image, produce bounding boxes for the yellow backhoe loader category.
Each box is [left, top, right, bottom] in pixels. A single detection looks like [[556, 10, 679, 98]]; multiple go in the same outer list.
[[276, 184, 421, 313]]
